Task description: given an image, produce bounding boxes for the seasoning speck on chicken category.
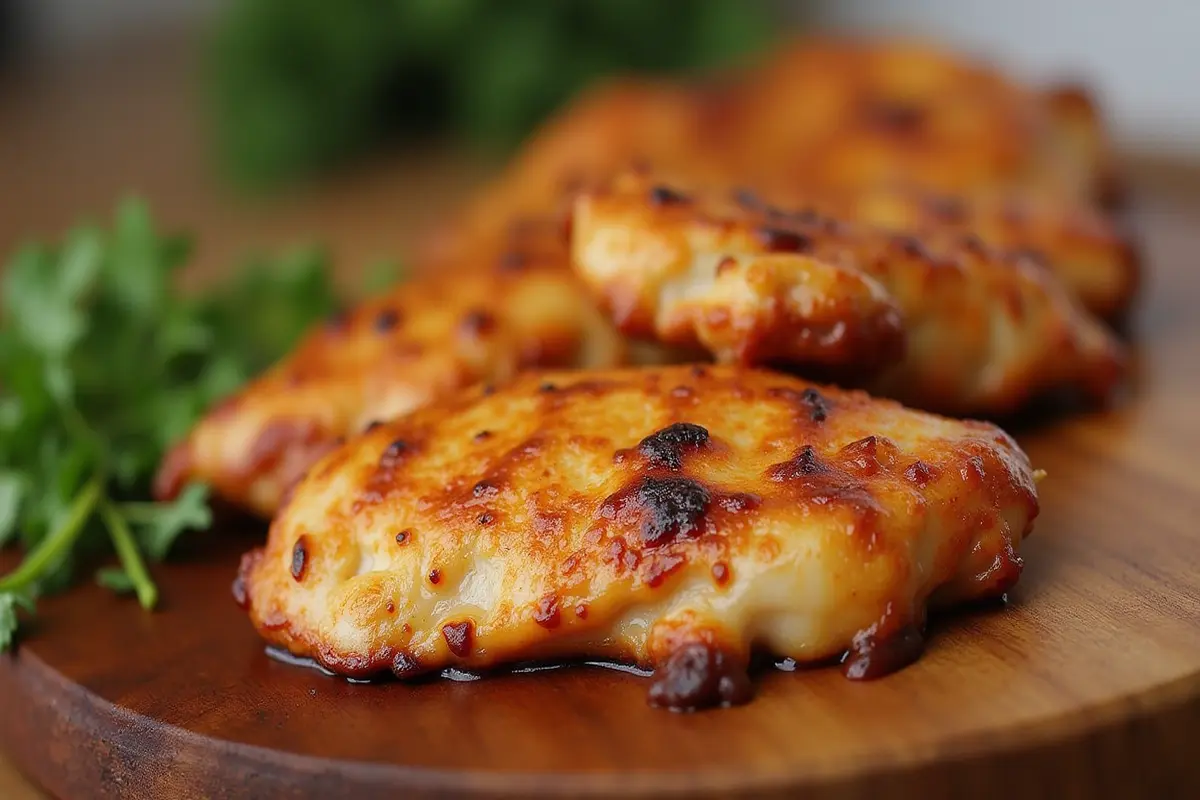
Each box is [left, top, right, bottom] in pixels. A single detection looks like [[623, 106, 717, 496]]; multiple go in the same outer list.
[[236, 365, 1039, 711]]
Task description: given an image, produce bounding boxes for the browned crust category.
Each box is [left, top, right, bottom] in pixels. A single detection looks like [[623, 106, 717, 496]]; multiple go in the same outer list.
[[154, 222, 632, 516], [239, 365, 1039, 709], [571, 170, 1126, 414]]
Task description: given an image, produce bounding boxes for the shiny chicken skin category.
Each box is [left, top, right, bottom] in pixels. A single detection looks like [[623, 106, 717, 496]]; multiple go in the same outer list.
[[155, 224, 631, 517], [237, 365, 1039, 710], [572, 171, 1125, 415]]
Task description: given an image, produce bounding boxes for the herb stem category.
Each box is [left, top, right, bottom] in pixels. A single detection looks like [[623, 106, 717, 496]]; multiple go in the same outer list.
[[0, 477, 103, 592], [97, 501, 158, 610], [113, 503, 161, 523]]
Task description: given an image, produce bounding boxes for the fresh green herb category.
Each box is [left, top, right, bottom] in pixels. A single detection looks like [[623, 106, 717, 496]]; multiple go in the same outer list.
[[0, 592, 35, 651], [0, 198, 341, 649], [207, 0, 777, 187], [94, 566, 137, 595]]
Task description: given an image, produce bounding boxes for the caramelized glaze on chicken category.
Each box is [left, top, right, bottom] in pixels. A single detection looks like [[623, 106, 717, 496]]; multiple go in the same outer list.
[[236, 365, 1039, 710], [571, 171, 1125, 414], [155, 223, 634, 516]]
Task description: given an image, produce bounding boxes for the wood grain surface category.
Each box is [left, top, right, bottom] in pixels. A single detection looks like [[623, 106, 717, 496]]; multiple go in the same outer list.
[[3, 33, 1200, 800]]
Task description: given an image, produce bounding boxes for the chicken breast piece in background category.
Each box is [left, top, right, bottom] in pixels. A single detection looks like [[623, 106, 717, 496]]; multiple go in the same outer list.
[[729, 38, 1119, 206], [154, 222, 661, 517], [424, 40, 1135, 322], [236, 365, 1039, 711], [572, 170, 1125, 415]]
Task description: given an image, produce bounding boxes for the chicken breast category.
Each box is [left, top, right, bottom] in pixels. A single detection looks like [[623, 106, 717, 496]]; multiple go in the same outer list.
[[155, 223, 634, 517], [731, 38, 1116, 205], [236, 365, 1039, 711], [571, 170, 1125, 414], [428, 43, 1133, 319], [809, 182, 1139, 321]]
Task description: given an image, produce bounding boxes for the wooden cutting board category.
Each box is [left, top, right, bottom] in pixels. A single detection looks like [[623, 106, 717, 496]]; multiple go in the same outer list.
[[1, 194, 1199, 800]]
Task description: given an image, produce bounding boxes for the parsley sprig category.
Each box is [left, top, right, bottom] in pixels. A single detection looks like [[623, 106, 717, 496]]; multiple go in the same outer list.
[[0, 199, 341, 649]]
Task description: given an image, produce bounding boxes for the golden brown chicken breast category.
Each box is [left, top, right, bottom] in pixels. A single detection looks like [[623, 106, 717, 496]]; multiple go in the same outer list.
[[155, 223, 635, 517], [571, 171, 1125, 414], [236, 365, 1039, 711], [785, 182, 1139, 320], [427, 41, 1131, 318], [731, 38, 1116, 205], [445, 38, 1121, 248]]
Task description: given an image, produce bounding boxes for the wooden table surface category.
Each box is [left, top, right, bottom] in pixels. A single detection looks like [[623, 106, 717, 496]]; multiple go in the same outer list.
[[4, 34, 1200, 800]]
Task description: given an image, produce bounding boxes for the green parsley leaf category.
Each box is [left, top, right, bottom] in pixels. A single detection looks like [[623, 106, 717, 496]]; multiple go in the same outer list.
[[94, 567, 136, 595], [0, 591, 36, 651], [131, 483, 213, 561], [0, 472, 27, 546]]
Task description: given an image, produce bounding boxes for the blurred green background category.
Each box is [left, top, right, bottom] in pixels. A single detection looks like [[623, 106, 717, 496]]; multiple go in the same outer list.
[[206, 0, 778, 188]]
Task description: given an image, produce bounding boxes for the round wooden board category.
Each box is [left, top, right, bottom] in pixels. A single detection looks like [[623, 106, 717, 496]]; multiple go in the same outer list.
[[3, 196, 1200, 800]]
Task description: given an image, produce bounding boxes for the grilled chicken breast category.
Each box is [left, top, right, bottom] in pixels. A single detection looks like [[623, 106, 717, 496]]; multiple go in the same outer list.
[[809, 182, 1138, 320], [155, 223, 635, 517], [431, 43, 1132, 318], [571, 171, 1125, 415], [159, 38, 1130, 516], [731, 38, 1117, 205], [236, 365, 1039, 710]]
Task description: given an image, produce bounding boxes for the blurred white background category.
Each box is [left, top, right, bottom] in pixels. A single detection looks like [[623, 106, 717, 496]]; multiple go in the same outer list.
[[6, 0, 1198, 157]]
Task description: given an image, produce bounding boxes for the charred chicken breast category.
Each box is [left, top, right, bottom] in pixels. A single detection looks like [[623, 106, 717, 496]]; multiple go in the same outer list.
[[236, 365, 1039, 710], [571, 171, 1125, 414]]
